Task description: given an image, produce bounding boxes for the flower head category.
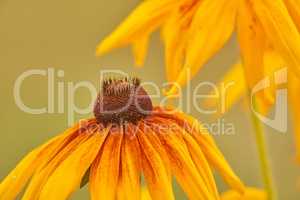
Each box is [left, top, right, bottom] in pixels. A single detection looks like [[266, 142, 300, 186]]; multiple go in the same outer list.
[[0, 77, 244, 200]]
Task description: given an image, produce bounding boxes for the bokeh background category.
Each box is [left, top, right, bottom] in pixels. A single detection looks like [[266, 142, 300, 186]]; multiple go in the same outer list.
[[0, 0, 299, 199]]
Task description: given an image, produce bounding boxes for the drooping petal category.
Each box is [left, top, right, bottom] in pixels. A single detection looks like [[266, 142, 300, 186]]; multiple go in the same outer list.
[[0, 149, 41, 200], [0, 124, 80, 200], [116, 131, 141, 200], [161, 0, 200, 82], [162, 16, 186, 82], [182, 118, 245, 194], [136, 125, 174, 200], [39, 128, 110, 200], [166, 0, 238, 95], [90, 127, 123, 200], [22, 131, 91, 200], [238, 0, 280, 115], [288, 73, 300, 162], [96, 0, 183, 56], [132, 34, 150, 67], [152, 119, 216, 200], [257, 49, 287, 114], [253, 0, 300, 77], [154, 108, 245, 194], [221, 187, 266, 200], [171, 121, 220, 199], [237, 0, 265, 89]]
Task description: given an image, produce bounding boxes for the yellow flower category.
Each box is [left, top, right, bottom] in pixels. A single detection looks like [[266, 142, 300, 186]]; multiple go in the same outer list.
[[96, 0, 300, 95], [221, 187, 266, 200], [0, 77, 244, 200]]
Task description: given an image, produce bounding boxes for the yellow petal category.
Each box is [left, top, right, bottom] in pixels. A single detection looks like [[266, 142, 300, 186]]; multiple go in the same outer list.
[[288, 73, 300, 162], [221, 187, 266, 200], [153, 119, 215, 200], [253, 0, 300, 77], [162, 17, 186, 82], [237, 0, 265, 88], [22, 132, 91, 200], [237, 0, 278, 114], [0, 149, 40, 200], [257, 50, 286, 114], [192, 130, 245, 194], [166, 0, 238, 95], [136, 125, 175, 200], [39, 128, 110, 200], [96, 0, 182, 56], [284, 0, 300, 32], [132, 34, 150, 67], [141, 186, 152, 200], [116, 133, 141, 200], [90, 128, 123, 200], [161, 1, 200, 82], [173, 122, 220, 199], [0, 125, 79, 200]]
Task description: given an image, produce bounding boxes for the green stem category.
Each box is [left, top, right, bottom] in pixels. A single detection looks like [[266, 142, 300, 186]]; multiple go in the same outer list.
[[251, 98, 277, 200]]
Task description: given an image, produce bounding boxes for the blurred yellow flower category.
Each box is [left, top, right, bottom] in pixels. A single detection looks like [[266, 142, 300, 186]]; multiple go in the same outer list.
[[96, 0, 300, 95], [221, 187, 266, 200], [0, 78, 244, 200]]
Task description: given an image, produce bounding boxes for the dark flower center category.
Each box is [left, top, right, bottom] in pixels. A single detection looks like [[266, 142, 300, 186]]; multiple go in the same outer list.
[[93, 77, 153, 124]]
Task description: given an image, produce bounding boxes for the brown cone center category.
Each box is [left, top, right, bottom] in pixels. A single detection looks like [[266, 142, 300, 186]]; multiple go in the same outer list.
[[93, 77, 153, 124]]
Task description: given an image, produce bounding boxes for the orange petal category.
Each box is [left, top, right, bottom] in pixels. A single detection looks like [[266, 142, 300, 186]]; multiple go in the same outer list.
[[22, 131, 91, 200], [136, 125, 175, 200], [116, 132, 141, 200], [175, 123, 220, 199], [0, 124, 80, 200], [90, 127, 123, 200], [157, 109, 245, 194], [153, 119, 215, 200], [39, 128, 110, 200]]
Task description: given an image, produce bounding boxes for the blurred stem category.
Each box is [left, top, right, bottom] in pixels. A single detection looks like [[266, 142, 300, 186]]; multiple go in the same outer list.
[[251, 97, 276, 200]]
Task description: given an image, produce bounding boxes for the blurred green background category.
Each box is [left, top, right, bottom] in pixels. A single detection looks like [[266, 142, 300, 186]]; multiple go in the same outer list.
[[0, 0, 299, 199]]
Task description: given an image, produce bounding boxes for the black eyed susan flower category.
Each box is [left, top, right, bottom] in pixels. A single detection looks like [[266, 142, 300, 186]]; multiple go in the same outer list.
[[0, 77, 245, 200]]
